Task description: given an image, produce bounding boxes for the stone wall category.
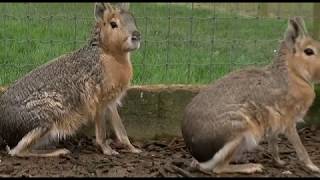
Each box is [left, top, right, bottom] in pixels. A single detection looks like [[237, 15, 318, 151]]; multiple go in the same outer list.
[[1, 85, 320, 140]]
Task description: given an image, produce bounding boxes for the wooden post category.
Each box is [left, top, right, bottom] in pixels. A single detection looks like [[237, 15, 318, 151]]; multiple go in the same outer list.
[[313, 3, 320, 39], [258, 3, 268, 17]]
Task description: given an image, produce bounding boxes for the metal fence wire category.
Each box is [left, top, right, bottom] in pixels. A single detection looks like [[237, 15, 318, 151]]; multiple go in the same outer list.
[[0, 3, 318, 86]]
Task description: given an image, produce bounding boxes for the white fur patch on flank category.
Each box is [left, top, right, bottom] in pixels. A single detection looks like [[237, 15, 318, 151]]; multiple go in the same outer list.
[[243, 131, 259, 152], [48, 113, 89, 144], [49, 125, 69, 142]]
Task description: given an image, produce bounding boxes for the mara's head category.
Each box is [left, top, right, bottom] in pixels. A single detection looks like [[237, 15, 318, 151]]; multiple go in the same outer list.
[[94, 3, 140, 53], [284, 16, 320, 84]]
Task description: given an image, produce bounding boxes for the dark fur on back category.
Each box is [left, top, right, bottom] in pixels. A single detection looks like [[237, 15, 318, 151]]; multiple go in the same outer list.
[[0, 46, 101, 147], [0, 24, 103, 148]]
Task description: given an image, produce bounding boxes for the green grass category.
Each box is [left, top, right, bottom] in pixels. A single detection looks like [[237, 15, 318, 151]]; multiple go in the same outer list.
[[0, 3, 315, 85]]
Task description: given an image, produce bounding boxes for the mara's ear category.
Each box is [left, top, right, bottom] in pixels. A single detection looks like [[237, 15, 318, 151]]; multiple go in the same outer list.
[[294, 16, 308, 35], [94, 3, 113, 22], [284, 16, 308, 51], [114, 3, 130, 11]]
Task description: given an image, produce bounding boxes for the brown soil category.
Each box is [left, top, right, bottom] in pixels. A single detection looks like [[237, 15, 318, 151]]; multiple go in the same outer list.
[[0, 127, 320, 177]]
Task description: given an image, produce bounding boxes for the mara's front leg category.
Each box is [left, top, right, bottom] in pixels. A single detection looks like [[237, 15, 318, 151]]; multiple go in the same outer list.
[[95, 107, 119, 155], [268, 133, 286, 166], [106, 103, 142, 153], [285, 123, 320, 173]]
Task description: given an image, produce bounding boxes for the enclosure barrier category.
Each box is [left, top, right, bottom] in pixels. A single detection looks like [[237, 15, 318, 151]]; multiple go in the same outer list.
[[0, 85, 319, 140], [1, 3, 320, 86]]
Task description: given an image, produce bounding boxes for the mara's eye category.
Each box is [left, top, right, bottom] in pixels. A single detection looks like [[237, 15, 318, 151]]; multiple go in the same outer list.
[[110, 21, 118, 29], [304, 48, 315, 56]]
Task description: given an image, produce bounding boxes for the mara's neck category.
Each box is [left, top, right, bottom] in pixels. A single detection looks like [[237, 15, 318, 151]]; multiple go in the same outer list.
[[269, 41, 313, 89], [288, 60, 313, 89], [109, 52, 131, 65]]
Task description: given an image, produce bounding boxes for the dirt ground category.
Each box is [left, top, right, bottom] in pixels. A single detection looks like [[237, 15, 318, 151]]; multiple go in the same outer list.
[[0, 127, 320, 177]]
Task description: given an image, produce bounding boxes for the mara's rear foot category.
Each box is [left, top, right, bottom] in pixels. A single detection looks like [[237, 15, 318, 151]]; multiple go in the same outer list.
[[306, 162, 320, 173], [8, 148, 70, 157], [213, 163, 264, 174]]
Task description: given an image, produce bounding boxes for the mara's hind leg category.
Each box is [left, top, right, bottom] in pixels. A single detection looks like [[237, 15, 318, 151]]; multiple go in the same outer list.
[[7, 127, 70, 157], [199, 135, 263, 174], [106, 103, 141, 153]]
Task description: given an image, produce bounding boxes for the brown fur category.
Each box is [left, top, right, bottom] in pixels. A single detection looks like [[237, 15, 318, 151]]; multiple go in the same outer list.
[[182, 16, 320, 174], [0, 3, 141, 157]]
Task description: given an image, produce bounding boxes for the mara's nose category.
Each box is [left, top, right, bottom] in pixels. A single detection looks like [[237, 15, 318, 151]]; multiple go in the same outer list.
[[131, 31, 141, 41]]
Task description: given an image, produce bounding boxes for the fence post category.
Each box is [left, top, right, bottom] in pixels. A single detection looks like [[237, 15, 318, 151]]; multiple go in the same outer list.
[[258, 3, 268, 17], [313, 3, 320, 39]]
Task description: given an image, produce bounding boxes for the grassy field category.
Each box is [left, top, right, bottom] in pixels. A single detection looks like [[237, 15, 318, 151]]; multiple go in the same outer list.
[[0, 3, 315, 85]]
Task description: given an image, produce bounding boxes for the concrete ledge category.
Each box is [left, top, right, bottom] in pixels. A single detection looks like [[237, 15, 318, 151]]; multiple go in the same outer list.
[[1, 84, 319, 140], [118, 85, 206, 139]]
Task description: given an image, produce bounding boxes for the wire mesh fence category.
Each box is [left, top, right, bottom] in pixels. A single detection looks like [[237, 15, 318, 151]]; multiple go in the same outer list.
[[0, 3, 318, 86]]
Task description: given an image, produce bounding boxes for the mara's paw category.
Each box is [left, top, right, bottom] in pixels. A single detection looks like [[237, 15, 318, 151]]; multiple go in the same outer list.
[[56, 148, 71, 156], [129, 147, 142, 154], [103, 149, 119, 156], [274, 159, 286, 166], [213, 163, 264, 174], [245, 163, 264, 173], [306, 163, 320, 173], [190, 159, 200, 169]]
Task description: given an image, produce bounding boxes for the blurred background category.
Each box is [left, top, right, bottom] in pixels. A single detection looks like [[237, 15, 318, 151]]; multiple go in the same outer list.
[[0, 3, 318, 86]]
